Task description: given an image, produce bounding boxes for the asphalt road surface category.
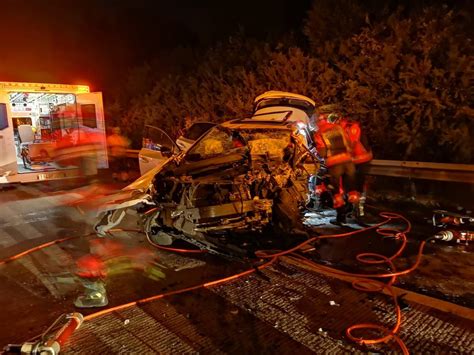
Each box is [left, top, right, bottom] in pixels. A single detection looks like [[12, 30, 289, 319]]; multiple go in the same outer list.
[[0, 179, 473, 353]]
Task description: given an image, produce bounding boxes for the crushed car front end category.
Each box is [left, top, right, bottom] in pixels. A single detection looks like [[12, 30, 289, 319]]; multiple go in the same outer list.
[[96, 119, 318, 255]]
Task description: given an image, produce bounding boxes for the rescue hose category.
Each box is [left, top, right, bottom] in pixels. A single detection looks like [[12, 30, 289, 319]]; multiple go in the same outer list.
[[106, 227, 207, 254], [0, 212, 430, 354], [0, 233, 96, 266], [82, 257, 277, 321], [87, 211, 419, 353], [255, 211, 420, 354]]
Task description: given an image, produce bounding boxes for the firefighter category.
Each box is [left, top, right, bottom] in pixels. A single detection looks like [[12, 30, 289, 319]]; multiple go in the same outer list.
[[74, 238, 165, 308], [74, 253, 108, 308], [340, 119, 373, 221], [314, 107, 359, 224], [107, 127, 130, 181], [54, 127, 101, 184]]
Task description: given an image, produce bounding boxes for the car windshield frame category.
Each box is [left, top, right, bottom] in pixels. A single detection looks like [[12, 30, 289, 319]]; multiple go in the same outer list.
[[182, 122, 216, 141], [183, 125, 293, 162]]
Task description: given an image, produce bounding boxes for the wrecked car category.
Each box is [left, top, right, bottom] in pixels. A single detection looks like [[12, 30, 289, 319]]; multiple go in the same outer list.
[[139, 122, 216, 175], [95, 113, 318, 255]]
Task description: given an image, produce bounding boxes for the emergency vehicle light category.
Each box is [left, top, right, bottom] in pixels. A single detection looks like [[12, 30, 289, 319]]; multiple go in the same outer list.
[[0, 81, 90, 94]]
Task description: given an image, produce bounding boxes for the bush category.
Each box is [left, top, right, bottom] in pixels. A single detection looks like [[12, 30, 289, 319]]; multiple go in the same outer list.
[[112, 2, 473, 163], [319, 6, 474, 161]]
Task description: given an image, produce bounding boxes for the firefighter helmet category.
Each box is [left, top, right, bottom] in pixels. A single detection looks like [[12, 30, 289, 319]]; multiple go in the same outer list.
[[327, 113, 340, 124]]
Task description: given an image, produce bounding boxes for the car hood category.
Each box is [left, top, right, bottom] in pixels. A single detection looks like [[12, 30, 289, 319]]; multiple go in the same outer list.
[[93, 157, 173, 214]]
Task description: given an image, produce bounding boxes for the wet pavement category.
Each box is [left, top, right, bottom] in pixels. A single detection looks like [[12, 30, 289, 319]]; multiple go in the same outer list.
[[304, 206, 474, 308], [64, 260, 473, 354], [0, 178, 473, 353]]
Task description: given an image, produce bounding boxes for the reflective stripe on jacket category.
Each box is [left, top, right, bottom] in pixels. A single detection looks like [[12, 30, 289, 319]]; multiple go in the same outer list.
[[314, 120, 352, 167], [341, 120, 373, 165]]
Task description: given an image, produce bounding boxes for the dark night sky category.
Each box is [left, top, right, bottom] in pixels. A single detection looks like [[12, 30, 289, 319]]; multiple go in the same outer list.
[[0, 0, 311, 91]]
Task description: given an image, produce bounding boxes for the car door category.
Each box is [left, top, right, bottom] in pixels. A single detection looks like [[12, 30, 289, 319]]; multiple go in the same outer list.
[[139, 125, 180, 175]]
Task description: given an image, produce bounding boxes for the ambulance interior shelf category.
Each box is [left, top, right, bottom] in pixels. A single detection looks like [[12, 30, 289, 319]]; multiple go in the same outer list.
[[39, 116, 52, 140], [9, 93, 79, 172]]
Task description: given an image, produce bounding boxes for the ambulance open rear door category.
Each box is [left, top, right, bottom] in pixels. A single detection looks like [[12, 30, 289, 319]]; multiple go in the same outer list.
[[76, 91, 108, 169], [0, 92, 17, 177]]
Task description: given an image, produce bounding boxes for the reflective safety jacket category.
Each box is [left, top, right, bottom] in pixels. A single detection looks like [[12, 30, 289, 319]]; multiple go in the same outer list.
[[314, 120, 352, 167], [107, 133, 129, 158], [340, 120, 373, 165]]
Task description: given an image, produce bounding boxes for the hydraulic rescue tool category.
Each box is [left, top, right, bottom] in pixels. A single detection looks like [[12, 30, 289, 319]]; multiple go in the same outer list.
[[3, 313, 83, 355], [432, 210, 474, 227], [433, 230, 474, 244]]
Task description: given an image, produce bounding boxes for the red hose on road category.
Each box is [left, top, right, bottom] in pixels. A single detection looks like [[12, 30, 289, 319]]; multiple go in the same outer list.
[[255, 211, 419, 354], [83, 257, 277, 321], [0, 233, 95, 266], [106, 227, 208, 254], [0, 211, 426, 354], [94, 212, 419, 353]]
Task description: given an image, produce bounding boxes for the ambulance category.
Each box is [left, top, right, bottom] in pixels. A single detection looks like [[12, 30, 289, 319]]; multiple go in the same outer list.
[[0, 81, 108, 183]]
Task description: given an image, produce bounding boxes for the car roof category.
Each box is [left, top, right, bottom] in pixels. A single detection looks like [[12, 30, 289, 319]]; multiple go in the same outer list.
[[253, 90, 316, 107]]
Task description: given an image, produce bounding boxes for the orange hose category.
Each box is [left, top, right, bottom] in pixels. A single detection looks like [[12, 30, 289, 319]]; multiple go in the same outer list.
[[84, 257, 276, 321], [144, 230, 207, 254], [289, 253, 407, 353], [87, 212, 417, 353], [0, 233, 94, 266], [0, 226, 205, 268], [0, 211, 423, 354], [255, 212, 418, 354], [106, 227, 208, 254]]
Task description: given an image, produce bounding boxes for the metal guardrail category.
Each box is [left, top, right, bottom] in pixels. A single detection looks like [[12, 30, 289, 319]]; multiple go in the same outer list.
[[367, 159, 474, 184], [126, 150, 473, 184]]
